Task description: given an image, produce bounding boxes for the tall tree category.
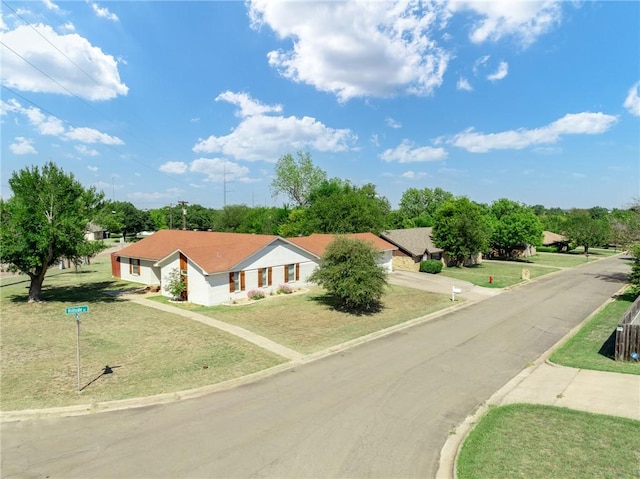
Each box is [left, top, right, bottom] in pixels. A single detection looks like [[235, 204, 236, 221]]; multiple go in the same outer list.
[[306, 180, 391, 234], [271, 151, 327, 207], [0, 162, 103, 302], [309, 236, 387, 312], [564, 209, 611, 254], [398, 187, 453, 227], [432, 197, 492, 266], [489, 198, 544, 258]]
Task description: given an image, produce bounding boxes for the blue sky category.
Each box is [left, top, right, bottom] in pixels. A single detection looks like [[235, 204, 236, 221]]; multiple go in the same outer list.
[[1, 1, 639, 211]]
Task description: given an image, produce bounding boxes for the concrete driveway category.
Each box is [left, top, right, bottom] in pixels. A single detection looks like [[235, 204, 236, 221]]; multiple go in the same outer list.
[[389, 269, 500, 302]]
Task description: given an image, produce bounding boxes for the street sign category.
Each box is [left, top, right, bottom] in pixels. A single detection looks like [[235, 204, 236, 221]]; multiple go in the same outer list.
[[65, 305, 89, 315]]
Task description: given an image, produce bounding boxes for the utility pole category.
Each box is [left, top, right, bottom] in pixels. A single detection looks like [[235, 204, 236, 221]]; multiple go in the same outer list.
[[178, 200, 188, 230]]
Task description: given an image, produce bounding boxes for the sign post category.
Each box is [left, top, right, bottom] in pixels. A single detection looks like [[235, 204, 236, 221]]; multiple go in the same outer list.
[[65, 306, 89, 392]]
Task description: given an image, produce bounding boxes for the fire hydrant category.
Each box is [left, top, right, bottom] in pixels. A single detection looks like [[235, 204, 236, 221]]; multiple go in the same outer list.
[[489, 276, 493, 284]]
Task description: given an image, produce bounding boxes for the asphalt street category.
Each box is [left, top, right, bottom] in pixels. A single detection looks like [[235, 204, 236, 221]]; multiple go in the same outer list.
[[1, 255, 631, 478]]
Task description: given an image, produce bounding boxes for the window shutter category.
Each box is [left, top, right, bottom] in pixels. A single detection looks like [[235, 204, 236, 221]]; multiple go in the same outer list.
[[129, 259, 132, 274], [240, 271, 245, 291], [229, 272, 235, 293], [284, 265, 289, 283], [258, 268, 263, 288], [268, 267, 272, 286], [296, 263, 300, 281]]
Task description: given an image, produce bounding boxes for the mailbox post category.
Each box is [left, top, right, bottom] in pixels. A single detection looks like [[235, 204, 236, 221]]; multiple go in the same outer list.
[[65, 305, 89, 392]]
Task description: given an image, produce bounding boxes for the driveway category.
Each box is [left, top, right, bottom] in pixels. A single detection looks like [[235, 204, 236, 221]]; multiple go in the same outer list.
[[1, 256, 631, 478], [389, 269, 500, 302]]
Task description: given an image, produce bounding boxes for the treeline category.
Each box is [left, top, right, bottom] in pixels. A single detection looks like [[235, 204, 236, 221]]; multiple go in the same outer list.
[[97, 152, 640, 261]]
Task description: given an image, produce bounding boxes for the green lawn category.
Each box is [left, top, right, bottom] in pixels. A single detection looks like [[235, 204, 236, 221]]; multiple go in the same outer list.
[[0, 260, 285, 410], [440, 261, 559, 288], [522, 251, 599, 268], [458, 404, 640, 479], [150, 284, 454, 354], [550, 290, 640, 375]]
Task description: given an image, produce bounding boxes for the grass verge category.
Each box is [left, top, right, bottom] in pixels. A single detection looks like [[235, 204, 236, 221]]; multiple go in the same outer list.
[[0, 260, 284, 410], [150, 284, 454, 354], [549, 290, 640, 375], [440, 261, 559, 288], [457, 404, 640, 479]]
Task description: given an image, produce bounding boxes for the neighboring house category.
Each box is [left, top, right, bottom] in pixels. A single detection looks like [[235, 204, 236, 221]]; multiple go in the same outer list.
[[379, 227, 444, 271], [287, 233, 396, 273], [85, 222, 105, 241], [111, 230, 396, 306], [542, 230, 570, 252]]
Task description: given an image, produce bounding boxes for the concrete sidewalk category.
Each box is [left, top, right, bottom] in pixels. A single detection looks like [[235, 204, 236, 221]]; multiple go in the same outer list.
[[129, 296, 304, 361]]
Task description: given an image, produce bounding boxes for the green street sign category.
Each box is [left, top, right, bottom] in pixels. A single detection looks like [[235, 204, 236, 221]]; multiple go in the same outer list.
[[65, 305, 89, 315]]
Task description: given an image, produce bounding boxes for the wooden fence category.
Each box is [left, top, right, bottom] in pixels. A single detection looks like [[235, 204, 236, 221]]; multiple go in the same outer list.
[[615, 294, 640, 361]]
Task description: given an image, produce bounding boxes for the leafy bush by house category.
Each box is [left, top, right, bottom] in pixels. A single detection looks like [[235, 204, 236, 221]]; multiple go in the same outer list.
[[277, 284, 294, 294], [420, 259, 443, 274], [537, 246, 559, 253], [164, 268, 186, 300], [247, 288, 265, 300]]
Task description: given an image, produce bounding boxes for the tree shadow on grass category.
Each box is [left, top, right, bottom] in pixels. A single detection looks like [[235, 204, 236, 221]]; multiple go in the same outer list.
[[7, 281, 129, 304], [308, 292, 383, 316]]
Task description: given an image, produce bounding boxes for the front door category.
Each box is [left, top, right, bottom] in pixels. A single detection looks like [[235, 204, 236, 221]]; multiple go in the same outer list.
[[179, 253, 188, 301]]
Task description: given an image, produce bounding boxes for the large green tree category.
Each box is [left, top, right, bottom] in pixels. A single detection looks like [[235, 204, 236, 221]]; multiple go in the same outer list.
[[398, 187, 454, 227], [432, 197, 492, 266], [271, 151, 327, 207], [489, 198, 543, 258], [309, 236, 387, 312], [564, 209, 611, 254], [0, 162, 103, 302], [305, 180, 391, 234]]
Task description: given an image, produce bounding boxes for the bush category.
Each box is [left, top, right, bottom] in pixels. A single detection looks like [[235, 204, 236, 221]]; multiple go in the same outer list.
[[277, 284, 294, 294], [247, 288, 265, 300], [537, 246, 558, 253], [164, 268, 186, 300], [420, 259, 443, 274]]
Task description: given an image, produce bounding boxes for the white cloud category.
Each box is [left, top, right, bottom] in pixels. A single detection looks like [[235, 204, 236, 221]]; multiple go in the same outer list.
[[449, 0, 564, 47], [90, 2, 119, 22], [194, 92, 355, 161], [190, 158, 251, 182], [450, 112, 618, 153], [487, 61, 508, 81], [190, 117, 200, 123], [623, 82, 640, 116], [75, 144, 99, 156], [65, 127, 123, 145], [249, 0, 451, 101], [457, 77, 473, 91], [380, 139, 447, 163], [216, 91, 282, 118], [159, 161, 188, 174], [9, 136, 37, 154], [87, 165, 99, 172], [401, 170, 428, 179], [42, 0, 60, 11], [0, 23, 128, 100], [128, 190, 183, 203], [386, 117, 402, 129], [60, 22, 75, 32], [370, 134, 380, 147]]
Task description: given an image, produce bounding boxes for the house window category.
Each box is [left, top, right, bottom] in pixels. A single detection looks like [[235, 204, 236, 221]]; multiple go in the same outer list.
[[229, 271, 245, 293], [258, 268, 272, 288], [129, 258, 140, 276], [286, 263, 299, 283]]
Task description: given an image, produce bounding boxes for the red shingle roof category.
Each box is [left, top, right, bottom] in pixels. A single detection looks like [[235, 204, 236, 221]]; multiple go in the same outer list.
[[114, 230, 278, 274], [287, 233, 397, 257]]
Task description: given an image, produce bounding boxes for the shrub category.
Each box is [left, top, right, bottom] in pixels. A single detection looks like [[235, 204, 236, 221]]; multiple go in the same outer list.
[[537, 246, 558, 253], [164, 268, 186, 300], [247, 288, 265, 300], [277, 284, 294, 294], [420, 259, 443, 274]]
